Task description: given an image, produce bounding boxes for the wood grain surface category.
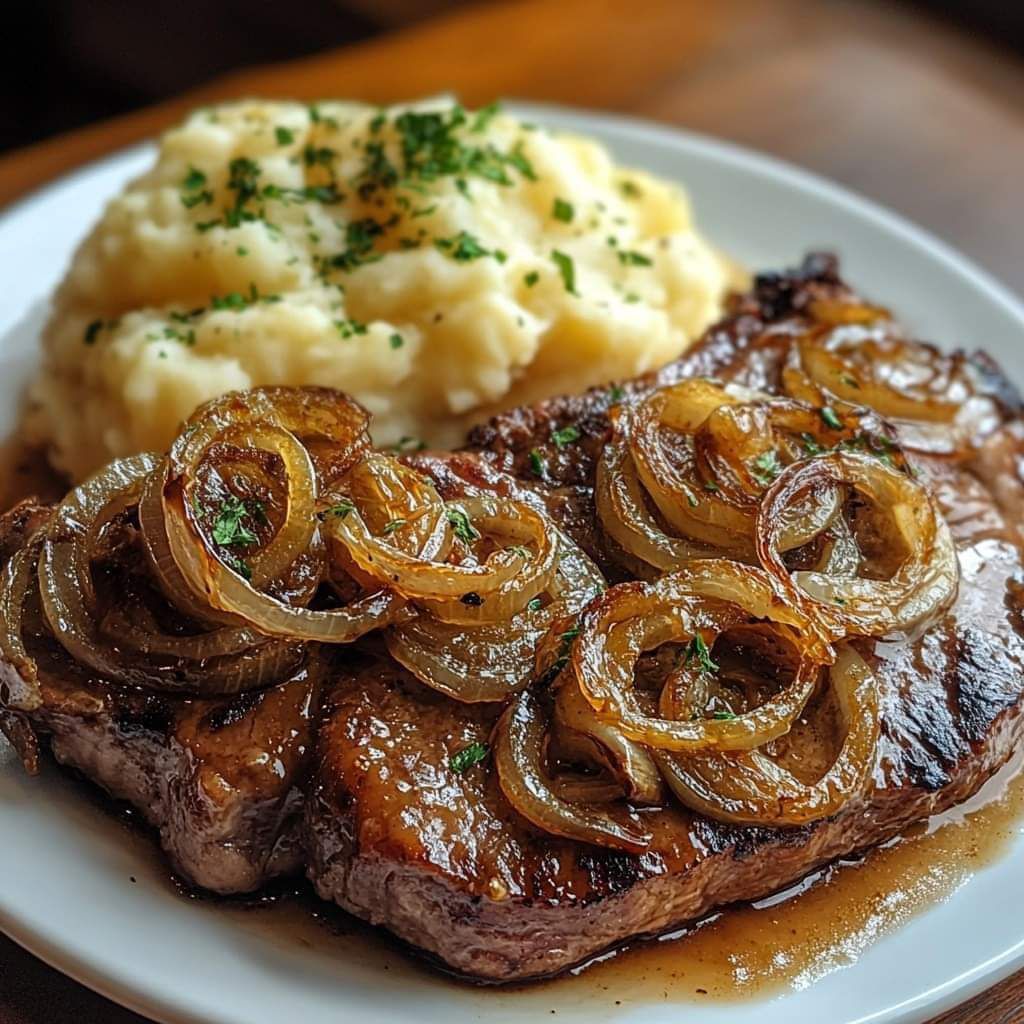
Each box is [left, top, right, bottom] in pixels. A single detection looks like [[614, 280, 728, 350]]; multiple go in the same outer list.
[[0, 1, 1022, 1022]]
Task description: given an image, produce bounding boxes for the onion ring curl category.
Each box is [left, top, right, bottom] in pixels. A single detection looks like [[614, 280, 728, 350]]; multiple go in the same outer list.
[[570, 561, 832, 753], [618, 378, 907, 567], [37, 454, 305, 694], [782, 324, 996, 456], [494, 690, 652, 853], [329, 484, 558, 626], [654, 643, 881, 827], [756, 451, 959, 640], [385, 528, 604, 702]]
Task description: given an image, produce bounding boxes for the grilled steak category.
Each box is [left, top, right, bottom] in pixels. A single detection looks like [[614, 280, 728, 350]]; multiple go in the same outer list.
[[4, 255, 1024, 979]]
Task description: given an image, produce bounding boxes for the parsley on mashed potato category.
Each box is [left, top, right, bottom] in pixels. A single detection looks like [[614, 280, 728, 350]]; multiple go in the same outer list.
[[29, 99, 730, 480]]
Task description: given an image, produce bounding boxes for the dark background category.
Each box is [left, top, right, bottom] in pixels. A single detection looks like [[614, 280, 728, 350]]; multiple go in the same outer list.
[[2, 0, 1022, 155]]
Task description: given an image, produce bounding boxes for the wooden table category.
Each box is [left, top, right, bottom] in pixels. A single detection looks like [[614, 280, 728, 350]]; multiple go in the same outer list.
[[0, 1, 1022, 1021]]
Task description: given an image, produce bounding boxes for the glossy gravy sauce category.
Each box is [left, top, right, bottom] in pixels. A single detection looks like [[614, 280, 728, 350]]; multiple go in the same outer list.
[[195, 755, 1024, 1017]]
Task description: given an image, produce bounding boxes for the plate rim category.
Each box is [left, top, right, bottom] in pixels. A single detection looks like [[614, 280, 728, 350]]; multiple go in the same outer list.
[[1, 99, 1023, 1024]]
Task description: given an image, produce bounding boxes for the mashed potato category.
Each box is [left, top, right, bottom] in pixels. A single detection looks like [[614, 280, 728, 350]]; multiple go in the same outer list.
[[30, 99, 729, 480]]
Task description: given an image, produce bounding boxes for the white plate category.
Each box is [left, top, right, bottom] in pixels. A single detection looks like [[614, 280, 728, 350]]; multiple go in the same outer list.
[[2, 102, 1024, 1024]]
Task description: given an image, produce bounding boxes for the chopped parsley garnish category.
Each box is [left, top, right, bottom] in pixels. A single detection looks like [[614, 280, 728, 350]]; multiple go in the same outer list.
[[528, 448, 547, 477], [329, 217, 388, 272], [840, 373, 860, 389], [435, 230, 499, 262], [322, 498, 355, 520], [711, 710, 737, 721], [619, 179, 643, 198], [83, 319, 103, 345], [618, 250, 652, 267], [608, 384, 626, 402], [471, 101, 502, 133], [225, 156, 262, 227], [211, 496, 259, 548], [537, 625, 581, 687], [507, 544, 532, 560], [180, 166, 212, 209], [703, 480, 720, 493], [210, 283, 281, 311], [750, 449, 782, 486], [450, 741, 490, 774], [334, 318, 368, 339], [223, 553, 252, 581], [820, 406, 844, 430], [389, 333, 404, 350], [550, 250, 577, 295], [524, 270, 539, 287], [446, 507, 480, 544], [382, 518, 407, 535], [274, 126, 294, 146], [800, 432, 825, 456], [506, 141, 537, 181], [392, 435, 427, 453], [552, 198, 574, 223], [526, 596, 544, 613], [685, 633, 719, 675], [551, 424, 581, 448]]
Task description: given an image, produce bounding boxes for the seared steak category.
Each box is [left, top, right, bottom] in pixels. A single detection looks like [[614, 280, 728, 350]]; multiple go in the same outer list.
[[5, 255, 1024, 979]]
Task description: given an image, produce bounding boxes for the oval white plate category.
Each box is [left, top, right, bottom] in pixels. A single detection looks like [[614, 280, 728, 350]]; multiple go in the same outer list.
[[1, 102, 1023, 1024]]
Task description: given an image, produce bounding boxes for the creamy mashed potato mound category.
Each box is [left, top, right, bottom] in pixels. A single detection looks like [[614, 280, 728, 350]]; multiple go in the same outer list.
[[31, 100, 729, 480]]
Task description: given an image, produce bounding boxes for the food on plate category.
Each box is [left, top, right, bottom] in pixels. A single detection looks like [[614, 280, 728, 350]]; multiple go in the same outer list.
[[3, 254, 1023, 981], [26, 99, 729, 482]]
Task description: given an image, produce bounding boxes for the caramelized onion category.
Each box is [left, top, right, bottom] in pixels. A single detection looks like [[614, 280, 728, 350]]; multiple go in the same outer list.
[[782, 325, 995, 455], [494, 690, 652, 853], [386, 529, 604, 702], [0, 535, 46, 711], [39, 454, 304, 693], [331, 491, 558, 624], [571, 562, 831, 752], [552, 675, 664, 804], [654, 643, 880, 826], [756, 452, 959, 638]]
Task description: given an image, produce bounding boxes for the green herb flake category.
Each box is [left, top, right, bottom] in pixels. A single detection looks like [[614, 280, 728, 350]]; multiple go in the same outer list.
[[800, 432, 825, 456], [703, 480, 720, 493], [552, 198, 574, 223], [322, 498, 356, 520], [180, 165, 212, 209], [211, 496, 259, 548], [382, 518, 407, 535], [334, 318, 369, 340], [446, 507, 480, 544], [711, 710, 737, 721], [619, 179, 643, 198], [551, 424, 581, 448], [434, 230, 492, 262], [526, 596, 544, 613], [524, 270, 540, 288], [840, 373, 861, 389], [392, 435, 427, 453], [685, 633, 719, 675], [274, 126, 294, 146], [820, 407, 844, 430], [528, 448, 547, 478], [450, 741, 490, 774], [618, 250, 653, 267], [471, 101, 502, 133], [550, 250, 578, 295], [389, 333, 405, 350], [750, 449, 782, 486]]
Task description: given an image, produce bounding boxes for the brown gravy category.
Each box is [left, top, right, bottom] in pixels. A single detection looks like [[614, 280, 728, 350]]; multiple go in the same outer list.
[[195, 754, 1024, 1014]]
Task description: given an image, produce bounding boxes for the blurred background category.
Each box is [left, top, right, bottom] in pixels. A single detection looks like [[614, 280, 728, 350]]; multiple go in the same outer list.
[[3, 0, 1023, 154]]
